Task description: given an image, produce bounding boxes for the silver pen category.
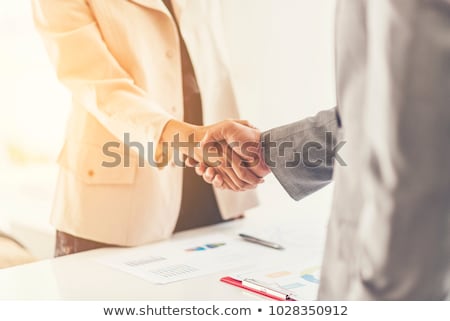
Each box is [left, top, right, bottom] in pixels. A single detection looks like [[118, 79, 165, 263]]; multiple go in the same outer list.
[[242, 278, 295, 300], [238, 233, 284, 250]]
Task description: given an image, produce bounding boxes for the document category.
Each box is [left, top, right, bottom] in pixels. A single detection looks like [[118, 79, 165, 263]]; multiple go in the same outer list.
[[227, 262, 321, 300], [97, 233, 271, 284], [98, 221, 324, 288]]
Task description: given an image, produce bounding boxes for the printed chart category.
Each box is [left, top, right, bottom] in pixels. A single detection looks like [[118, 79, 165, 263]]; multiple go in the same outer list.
[[231, 265, 321, 300], [98, 233, 270, 284]]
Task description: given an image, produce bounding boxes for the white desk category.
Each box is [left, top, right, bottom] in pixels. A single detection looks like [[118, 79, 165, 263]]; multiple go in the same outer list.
[[0, 194, 330, 300]]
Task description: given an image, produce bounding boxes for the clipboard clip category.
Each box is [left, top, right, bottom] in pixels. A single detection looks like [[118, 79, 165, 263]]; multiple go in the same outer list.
[[242, 278, 297, 301]]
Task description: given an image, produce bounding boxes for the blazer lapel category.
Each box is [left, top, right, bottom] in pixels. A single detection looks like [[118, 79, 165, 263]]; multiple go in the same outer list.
[[171, 0, 187, 22], [128, 0, 186, 22], [128, 0, 171, 16]]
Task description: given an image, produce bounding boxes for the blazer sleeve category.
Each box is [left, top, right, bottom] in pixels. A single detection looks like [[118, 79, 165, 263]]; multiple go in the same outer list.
[[261, 107, 342, 201], [31, 0, 174, 158]]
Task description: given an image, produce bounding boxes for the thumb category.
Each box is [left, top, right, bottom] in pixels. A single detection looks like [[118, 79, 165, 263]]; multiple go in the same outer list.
[[234, 119, 258, 129], [200, 121, 235, 147]]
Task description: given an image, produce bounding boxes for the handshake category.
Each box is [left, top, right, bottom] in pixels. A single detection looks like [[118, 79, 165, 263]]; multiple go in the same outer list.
[[163, 119, 271, 191]]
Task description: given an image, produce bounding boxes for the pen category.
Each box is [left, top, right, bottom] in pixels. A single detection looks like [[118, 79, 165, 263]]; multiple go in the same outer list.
[[238, 233, 284, 250], [242, 278, 293, 300]]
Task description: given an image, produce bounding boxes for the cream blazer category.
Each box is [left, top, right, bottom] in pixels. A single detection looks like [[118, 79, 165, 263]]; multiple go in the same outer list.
[[32, 0, 258, 246]]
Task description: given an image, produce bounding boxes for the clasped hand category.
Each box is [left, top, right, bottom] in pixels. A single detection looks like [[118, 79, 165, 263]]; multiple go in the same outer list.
[[185, 120, 270, 191]]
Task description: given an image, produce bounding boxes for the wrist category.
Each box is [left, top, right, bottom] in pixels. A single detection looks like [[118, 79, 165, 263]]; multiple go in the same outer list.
[[161, 119, 191, 141], [258, 132, 270, 173], [159, 119, 205, 156]]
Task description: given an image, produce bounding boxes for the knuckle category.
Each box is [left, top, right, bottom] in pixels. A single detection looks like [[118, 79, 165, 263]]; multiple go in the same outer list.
[[240, 169, 250, 181]]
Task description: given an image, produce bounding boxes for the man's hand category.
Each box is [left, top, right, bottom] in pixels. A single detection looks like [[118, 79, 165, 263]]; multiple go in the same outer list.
[[185, 120, 271, 190]]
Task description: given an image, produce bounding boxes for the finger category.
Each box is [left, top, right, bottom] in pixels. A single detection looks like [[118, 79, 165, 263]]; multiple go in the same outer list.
[[242, 183, 258, 190], [211, 174, 224, 189], [234, 119, 258, 129], [185, 157, 197, 168], [196, 148, 245, 191], [195, 162, 207, 176], [227, 146, 265, 185], [215, 175, 239, 191], [215, 148, 257, 190], [199, 127, 261, 190], [219, 141, 264, 185], [200, 120, 237, 148], [215, 167, 241, 191], [200, 141, 223, 167], [217, 165, 256, 191], [203, 167, 216, 184]]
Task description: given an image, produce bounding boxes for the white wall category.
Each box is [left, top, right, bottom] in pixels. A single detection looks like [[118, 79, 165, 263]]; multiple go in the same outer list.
[[221, 0, 336, 126], [221, 0, 337, 221]]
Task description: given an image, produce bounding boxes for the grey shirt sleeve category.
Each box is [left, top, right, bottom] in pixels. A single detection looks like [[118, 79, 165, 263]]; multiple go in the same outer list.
[[261, 107, 343, 201]]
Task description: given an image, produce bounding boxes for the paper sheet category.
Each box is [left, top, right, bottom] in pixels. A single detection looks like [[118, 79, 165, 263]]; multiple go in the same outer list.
[[97, 233, 270, 284], [230, 262, 321, 300], [97, 221, 325, 288]]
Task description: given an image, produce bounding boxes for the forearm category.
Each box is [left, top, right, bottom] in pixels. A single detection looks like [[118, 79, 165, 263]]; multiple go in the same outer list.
[[155, 119, 200, 165]]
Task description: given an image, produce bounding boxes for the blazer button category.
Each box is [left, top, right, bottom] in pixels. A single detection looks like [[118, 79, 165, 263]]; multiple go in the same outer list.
[[165, 50, 174, 59], [171, 106, 177, 114]]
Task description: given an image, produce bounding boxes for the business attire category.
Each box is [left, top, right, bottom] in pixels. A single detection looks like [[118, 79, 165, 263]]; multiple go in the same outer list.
[[32, 0, 258, 252], [262, 0, 450, 300]]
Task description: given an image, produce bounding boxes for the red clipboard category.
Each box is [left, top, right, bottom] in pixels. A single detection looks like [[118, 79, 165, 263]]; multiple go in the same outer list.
[[220, 276, 295, 301]]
